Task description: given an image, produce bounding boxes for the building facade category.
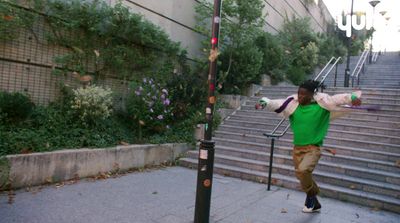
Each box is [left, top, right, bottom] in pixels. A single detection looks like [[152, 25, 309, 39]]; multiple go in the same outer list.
[[107, 0, 333, 59]]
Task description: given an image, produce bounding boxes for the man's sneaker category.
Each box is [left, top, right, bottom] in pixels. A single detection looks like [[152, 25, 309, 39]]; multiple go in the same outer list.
[[302, 195, 322, 213]]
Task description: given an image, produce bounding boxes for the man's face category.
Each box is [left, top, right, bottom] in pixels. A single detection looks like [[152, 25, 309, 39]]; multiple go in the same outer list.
[[298, 87, 313, 105]]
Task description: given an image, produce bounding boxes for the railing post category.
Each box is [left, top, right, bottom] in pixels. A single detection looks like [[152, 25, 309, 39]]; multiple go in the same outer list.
[[334, 64, 338, 87], [267, 138, 275, 191], [344, 69, 350, 87]]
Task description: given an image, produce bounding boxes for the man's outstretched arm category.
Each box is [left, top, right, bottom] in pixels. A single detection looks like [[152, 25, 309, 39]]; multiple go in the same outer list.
[[316, 91, 362, 109], [255, 96, 295, 116]]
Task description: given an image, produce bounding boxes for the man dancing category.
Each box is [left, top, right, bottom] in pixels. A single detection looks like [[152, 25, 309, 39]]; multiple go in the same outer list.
[[256, 80, 362, 213]]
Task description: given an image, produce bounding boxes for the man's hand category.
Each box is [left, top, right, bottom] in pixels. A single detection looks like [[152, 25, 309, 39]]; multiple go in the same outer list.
[[255, 97, 269, 110], [351, 98, 362, 106]]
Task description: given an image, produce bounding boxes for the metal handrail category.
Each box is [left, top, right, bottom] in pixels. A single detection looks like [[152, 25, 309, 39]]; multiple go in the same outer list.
[[319, 57, 342, 90], [263, 118, 291, 138], [351, 50, 369, 87], [372, 52, 379, 63], [262, 57, 338, 190], [313, 57, 336, 81], [263, 121, 290, 190]]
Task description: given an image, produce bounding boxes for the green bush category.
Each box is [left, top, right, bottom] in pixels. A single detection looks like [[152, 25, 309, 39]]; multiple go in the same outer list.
[[0, 105, 135, 156], [147, 103, 222, 145], [127, 78, 173, 139], [0, 91, 34, 124], [166, 71, 207, 120], [255, 32, 285, 84], [70, 85, 113, 125], [294, 42, 319, 74], [220, 41, 263, 94], [317, 33, 347, 65], [286, 66, 306, 86], [279, 17, 319, 84]]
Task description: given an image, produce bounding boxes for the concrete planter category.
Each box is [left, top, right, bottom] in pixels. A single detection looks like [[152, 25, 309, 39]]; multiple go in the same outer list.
[[0, 143, 191, 190]]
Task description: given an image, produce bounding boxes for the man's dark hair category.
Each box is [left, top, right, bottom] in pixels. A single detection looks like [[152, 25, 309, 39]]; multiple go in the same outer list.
[[299, 80, 320, 93]]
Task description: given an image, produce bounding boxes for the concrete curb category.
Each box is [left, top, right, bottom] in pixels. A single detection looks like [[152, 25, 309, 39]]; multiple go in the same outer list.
[[0, 143, 191, 190]]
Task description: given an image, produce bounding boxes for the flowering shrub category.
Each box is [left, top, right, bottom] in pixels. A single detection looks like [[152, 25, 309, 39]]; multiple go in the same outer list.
[[127, 78, 173, 137], [71, 85, 113, 124]]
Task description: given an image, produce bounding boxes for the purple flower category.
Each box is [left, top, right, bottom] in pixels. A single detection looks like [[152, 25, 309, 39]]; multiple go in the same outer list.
[[160, 94, 166, 100], [162, 89, 168, 95], [135, 90, 141, 96], [143, 78, 147, 83], [157, 115, 164, 120], [163, 98, 170, 106]]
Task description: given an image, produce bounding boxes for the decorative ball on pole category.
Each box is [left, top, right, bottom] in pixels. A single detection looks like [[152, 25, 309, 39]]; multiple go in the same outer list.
[[368, 0, 380, 63]]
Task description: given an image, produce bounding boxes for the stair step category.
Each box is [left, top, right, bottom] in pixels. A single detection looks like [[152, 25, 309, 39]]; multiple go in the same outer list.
[[235, 109, 400, 122], [245, 96, 400, 112], [212, 145, 399, 173], [218, 123, 400, 145], [223, 117, 400, 138], [215, 130, 400, 155], [180, 158, 400, 213], [212, 136, 400, 163], [241, 103, 400, 116], [186, 150, 400, 198], [258, 87, 400, 97], [228, 113, 400, 130]]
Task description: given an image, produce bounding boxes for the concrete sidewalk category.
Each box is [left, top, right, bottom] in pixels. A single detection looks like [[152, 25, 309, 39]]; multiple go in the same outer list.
[[0, 167, 399, 223]]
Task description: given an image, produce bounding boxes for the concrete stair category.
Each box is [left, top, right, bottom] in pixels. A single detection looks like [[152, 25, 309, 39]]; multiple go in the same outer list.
[[180, 53, 400, 213], [323, 52, 400, 89]]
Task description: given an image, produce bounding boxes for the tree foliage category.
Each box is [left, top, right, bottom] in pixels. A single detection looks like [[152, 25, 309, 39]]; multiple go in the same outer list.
[[195, 0, 265, 94]]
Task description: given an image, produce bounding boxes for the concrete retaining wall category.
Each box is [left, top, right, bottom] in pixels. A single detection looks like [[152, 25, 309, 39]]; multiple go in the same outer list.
[[0, 143, 191, 190]]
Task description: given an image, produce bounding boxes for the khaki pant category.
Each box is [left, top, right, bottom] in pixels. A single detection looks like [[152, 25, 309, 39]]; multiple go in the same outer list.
[[292, 145, 321, 196]]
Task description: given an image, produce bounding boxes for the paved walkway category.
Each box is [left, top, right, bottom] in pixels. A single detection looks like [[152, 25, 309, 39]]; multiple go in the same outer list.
[[1, 167, 399, 223]]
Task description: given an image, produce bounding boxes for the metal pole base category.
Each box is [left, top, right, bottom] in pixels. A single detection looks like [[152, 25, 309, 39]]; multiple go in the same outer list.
[[194, 140, 215, 223]]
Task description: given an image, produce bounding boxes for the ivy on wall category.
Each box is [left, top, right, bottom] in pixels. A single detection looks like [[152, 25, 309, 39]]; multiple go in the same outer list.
[[9, 0, 187, 84], [0, 1, 37, 41]]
